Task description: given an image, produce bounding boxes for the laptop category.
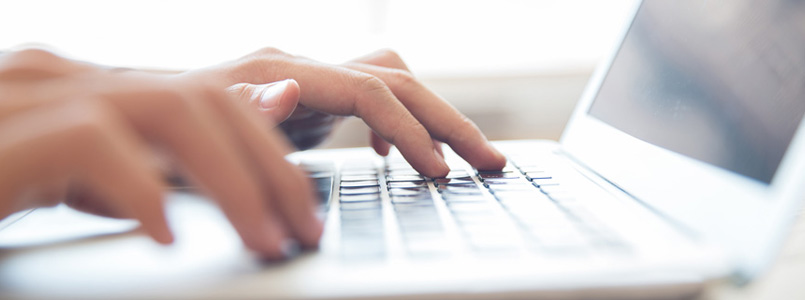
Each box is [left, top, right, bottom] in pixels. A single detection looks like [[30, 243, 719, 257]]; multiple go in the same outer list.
[[1, 0, 804, 298]]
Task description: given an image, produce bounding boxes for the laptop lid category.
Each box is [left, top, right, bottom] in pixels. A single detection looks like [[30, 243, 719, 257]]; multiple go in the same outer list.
[[560, 0, 805, 281]]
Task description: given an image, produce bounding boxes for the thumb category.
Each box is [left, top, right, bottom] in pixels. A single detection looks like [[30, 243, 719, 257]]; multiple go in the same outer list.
[[226, 79, 300, 124]]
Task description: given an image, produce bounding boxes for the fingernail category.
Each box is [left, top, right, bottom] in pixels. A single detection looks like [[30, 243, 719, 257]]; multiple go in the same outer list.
[[280, 239, 301, 258], [259, 79, 291, 110]]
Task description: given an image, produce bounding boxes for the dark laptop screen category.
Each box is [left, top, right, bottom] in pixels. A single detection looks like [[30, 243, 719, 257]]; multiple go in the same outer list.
[[588, 0, 805, 184]]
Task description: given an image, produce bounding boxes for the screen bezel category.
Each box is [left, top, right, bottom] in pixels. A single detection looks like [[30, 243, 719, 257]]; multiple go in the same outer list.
[[559, 0, 805, 280]]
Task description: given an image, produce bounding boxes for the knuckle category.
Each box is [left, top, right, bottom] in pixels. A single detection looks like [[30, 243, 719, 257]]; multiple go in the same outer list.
[[0, 48, 66, 75], [64, 101, 114, 148], [225, 83, 253, 101], [379, 48, 402, 60], [388, 69, 417, 87], [351, 74, 390, 116], [7, 48, 61, 64], [355, 73, 388, 94], [254, 47, 289, 57]]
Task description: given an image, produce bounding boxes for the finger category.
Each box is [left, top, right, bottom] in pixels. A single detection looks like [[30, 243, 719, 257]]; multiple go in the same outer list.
[[237, 62, 449, 177], [0, 99, 172, 244], [106, 83, 289, 258], [207, 89, 324, 247], [353, 50, 426, 159], [225, 79, 300, 124], [370, 131, 392, 156], [342, 62, 506, 170]]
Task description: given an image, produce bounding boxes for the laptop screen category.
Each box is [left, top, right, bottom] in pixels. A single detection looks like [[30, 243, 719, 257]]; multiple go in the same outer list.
[[588, 0, 805, 184]]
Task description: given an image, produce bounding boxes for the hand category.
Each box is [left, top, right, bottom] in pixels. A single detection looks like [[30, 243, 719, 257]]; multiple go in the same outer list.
[[182, 48, 507, 177], [0, 49, 322, 259]]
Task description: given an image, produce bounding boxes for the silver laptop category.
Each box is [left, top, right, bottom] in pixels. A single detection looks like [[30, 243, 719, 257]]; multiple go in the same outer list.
[[2, 0, 804, 298]]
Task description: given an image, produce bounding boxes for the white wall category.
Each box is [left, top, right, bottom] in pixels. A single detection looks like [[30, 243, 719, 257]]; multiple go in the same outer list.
[[0, 0, 634, 77]]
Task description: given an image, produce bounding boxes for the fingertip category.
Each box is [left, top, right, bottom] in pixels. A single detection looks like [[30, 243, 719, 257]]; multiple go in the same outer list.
[[244, 218, 290, 260], [298, 218, 324, 248], [154, 229, 175, 245], [143, 221, 174, 245], [293, 182, 325, 248], [472, 142, 508, 171], [277, 79, 301, 118], [282, 79, 301, 103], [259, 79, 300, 123], [413, 148, 449, 178], [370, 131, 391, 156]]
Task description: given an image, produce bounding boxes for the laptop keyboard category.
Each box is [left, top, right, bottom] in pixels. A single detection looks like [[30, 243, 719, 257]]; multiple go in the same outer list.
[[304, 152, 630, 260]]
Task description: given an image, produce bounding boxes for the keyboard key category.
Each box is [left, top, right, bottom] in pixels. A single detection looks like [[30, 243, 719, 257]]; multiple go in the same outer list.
[[388, 181, 427, 189], [339, 186, 380, 195], [341, 169, 378, 176], [340, 218, 384, 233], [433, 178, 475, 186], [340, 201, 382, 210], [385, 169, 421, 176], [341, 174, 379, 182], [436, 184, 478, 191], [441, 194, 488, 203], [478, 164, 517, 173], [340, 209, 382, 221], [482, 178, 529, 185], [391, 197, 433, 205], [339, 193, 381, 203], [487, 184, 538, 194], [387, 184, 428, 191], [386, 175, 425, 182], [478, 172, 520, 179], [532, 178, 560, 187], [442, 171, 470, 178], [395, 207, 437, 217], [524, 171, 551, 180], [340, 180, 380, 188], [388, 188, 429, 197]]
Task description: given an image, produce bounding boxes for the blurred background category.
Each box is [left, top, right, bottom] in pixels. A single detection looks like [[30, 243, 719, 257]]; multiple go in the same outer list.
[[0, 0, 636, 148]]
